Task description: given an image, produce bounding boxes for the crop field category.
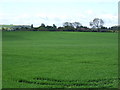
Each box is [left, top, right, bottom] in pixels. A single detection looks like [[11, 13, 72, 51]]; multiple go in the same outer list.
[[2, 31, 118, 88]]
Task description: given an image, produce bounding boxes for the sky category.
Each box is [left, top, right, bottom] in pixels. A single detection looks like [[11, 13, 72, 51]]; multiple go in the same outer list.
[[0, 0, 118, 27]]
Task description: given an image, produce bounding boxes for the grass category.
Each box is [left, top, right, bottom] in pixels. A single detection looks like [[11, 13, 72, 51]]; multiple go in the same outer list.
[[2, 31, 118, 88]]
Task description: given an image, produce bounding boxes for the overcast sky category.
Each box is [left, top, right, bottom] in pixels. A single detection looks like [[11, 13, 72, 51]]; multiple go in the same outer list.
[[0, 0, 118, 27]]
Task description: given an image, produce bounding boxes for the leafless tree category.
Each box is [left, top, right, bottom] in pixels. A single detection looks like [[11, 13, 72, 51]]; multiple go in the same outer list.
[[72, 22, 82, 28], [90, 18, 104, 32]]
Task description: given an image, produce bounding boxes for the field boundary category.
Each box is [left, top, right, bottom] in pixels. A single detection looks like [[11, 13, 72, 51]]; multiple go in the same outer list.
[[0, 31, 2, 89]]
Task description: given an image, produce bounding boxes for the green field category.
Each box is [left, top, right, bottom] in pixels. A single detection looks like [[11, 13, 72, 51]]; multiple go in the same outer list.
[[2, 31, 118, 88]]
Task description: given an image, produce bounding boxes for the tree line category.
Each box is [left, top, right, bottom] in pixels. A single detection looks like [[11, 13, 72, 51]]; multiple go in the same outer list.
[[32, 18, 106, 32], [2, 18, 119, 32]]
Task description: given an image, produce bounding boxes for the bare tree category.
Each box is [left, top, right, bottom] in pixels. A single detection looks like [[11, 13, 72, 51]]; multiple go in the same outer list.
[[63, 22, 73, 27], [72, 22, 82, 28], [63, 22, 82, 28], [90, 18, 104, 32]]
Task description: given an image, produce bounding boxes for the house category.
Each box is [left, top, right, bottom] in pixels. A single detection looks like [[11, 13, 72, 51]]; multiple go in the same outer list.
[[12, 25, 31, 30]]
